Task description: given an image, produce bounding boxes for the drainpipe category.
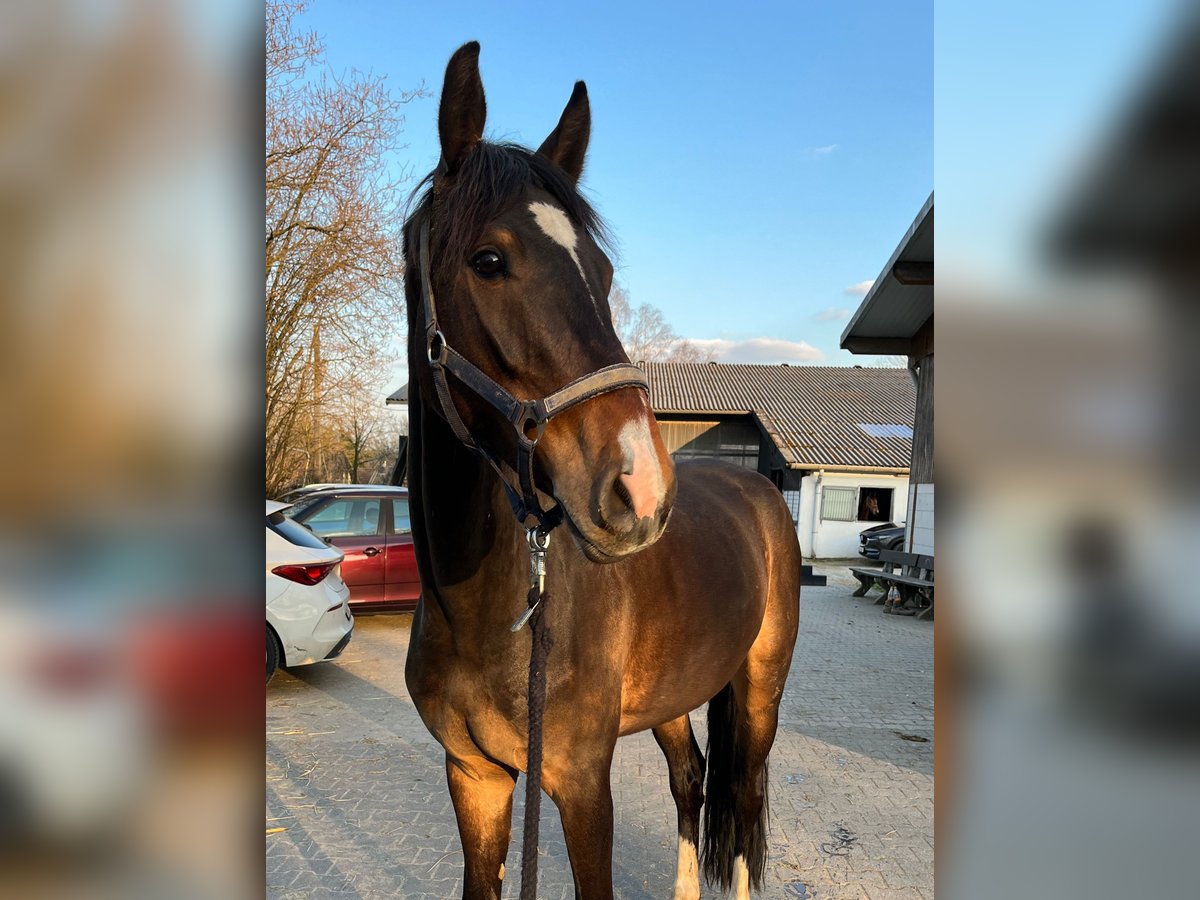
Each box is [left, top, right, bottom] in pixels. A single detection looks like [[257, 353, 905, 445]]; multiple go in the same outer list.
[[808, 469, 824, 559]]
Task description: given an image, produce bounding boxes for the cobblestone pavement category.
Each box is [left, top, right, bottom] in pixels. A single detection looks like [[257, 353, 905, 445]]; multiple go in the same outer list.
[[266, 562, 933, 899]]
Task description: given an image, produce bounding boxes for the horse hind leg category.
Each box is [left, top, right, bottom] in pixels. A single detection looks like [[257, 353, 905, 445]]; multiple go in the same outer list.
[[702, 673, 785, 899], [703, 541, 800, 897], [652, 715, 705, 900]]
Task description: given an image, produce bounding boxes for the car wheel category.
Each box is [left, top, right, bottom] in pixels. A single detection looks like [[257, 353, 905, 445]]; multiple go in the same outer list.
[[887, 536, 905, 551], [266, 625, 280, 685]]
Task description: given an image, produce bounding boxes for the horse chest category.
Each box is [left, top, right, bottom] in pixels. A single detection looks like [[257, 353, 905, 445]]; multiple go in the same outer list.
[[407, 635, 530, 758]]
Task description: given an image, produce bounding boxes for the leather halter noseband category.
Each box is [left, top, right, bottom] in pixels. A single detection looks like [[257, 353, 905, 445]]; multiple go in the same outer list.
[[417, 220, 649, 531]]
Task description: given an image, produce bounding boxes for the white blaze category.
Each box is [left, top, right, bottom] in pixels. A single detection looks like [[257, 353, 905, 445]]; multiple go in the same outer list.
[[617, 410, 664, 517], [528, 200, 596, 307], [672, 837, 700, 900]]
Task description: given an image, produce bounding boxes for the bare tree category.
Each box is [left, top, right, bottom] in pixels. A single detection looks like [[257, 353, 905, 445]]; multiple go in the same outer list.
[[265, 0, 428, 495], [331, 395, 394, 483], [864, 354, 910, 368], [607, 284, 711, 363]]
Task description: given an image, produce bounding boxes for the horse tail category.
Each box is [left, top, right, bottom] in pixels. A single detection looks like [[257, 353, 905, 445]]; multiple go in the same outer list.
[[701, 681, 769, 892]]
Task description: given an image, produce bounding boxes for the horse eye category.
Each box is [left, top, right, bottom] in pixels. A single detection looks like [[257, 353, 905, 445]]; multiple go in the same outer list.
[[471, 249, 506, 279]]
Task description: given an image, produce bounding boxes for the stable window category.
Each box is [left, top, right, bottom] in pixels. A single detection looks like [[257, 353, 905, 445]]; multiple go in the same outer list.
[[820, 486, 895, 522], [857, 488, 893, 522], [820, 487, 857, 521]]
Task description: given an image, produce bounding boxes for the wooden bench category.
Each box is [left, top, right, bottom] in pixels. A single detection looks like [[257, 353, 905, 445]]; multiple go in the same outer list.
[[848, 561, 895, 597], [848, 549, 934, 620]]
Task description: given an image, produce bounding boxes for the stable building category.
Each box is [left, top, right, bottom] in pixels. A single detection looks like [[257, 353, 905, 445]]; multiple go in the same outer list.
[[641, 362, 916, 559], [388, 362, 918, 559], [840, 193, 933, 557]]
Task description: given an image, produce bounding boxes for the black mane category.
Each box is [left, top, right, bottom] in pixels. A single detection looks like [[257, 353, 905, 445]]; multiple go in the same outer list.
[[405, 142, 611, 283]]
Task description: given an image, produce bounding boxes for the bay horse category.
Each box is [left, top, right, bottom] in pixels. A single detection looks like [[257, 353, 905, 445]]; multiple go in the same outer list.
[[403, 42, 801, 900]]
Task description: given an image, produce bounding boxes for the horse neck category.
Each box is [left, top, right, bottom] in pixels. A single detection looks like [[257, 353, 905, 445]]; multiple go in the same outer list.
[[408, 385, 525, 625]]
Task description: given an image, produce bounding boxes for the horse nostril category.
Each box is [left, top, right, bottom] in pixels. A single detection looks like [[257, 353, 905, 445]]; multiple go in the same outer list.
[[594, 472, 639, 535], [612, 474, 634, 515], [593, 457, 663, 536]]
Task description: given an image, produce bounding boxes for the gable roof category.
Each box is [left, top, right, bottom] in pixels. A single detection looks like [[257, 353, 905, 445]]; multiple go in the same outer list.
[[642, 362, 915, 472]]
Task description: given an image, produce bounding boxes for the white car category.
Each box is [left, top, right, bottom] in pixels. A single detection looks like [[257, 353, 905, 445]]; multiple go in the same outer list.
[[266, 500, 353, 683], [0, 607, 148, 845]]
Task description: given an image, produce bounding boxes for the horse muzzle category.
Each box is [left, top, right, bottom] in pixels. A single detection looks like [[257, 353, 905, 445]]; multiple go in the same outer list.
[[553, 409, 676, 562]]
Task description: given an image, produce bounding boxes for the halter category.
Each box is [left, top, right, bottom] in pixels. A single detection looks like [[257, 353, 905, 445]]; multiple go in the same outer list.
[[417, 219, 649, 533]]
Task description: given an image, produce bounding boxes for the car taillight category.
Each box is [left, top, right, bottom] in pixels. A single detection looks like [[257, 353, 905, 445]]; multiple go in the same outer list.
[[272, 562, 336, 585]]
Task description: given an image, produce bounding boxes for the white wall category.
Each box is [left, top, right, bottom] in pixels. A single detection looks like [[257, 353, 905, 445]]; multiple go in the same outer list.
[[907, 482, 935, 555], [796, 471, 910, 559]]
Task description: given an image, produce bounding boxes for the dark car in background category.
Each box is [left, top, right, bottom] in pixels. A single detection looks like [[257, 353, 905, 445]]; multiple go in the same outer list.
[[275, 483, 345, 505], [858, 522, 906, 559], [285, 486, 420, 612]]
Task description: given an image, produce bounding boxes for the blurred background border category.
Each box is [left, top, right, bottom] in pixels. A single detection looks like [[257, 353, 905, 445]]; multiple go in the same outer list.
[[2, 1, 1198, 897]]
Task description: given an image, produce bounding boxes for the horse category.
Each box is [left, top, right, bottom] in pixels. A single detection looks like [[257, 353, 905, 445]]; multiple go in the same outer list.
[[403, 42, 801, 900]]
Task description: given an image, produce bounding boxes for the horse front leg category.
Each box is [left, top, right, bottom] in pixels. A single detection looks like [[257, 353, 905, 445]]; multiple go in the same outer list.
[[445, 753, 518, 900], [546, 744, 616, 899]]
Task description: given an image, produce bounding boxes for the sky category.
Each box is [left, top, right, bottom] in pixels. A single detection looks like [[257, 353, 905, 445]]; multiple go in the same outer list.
[[293, 0, 933, 371], [934, 0, 1176, 294]]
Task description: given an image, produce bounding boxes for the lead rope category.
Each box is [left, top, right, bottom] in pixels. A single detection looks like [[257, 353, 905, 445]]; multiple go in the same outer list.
[[512, 527, 553, 900]]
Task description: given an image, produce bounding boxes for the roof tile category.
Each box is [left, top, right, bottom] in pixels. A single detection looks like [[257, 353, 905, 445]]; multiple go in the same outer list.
[[641, 362, 915, 470]]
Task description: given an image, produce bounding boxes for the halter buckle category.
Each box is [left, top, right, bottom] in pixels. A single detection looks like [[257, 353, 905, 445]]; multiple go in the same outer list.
[[427, 329, 448, 366], [517, 402, 547, 444]]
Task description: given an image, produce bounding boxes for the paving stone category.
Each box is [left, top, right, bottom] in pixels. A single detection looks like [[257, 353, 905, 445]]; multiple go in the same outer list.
[[267, 562, 933, 898]]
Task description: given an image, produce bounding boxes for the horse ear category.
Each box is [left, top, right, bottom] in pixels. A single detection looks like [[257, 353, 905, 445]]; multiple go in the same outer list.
[[537, 81, 590, 182], [437, 41, 487, 177]]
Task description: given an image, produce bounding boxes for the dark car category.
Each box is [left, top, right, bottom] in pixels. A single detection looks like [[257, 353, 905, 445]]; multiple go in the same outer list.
[[858, 522, 905, 559], [286, 486, 420, 612], [275, 483, 345, 505]]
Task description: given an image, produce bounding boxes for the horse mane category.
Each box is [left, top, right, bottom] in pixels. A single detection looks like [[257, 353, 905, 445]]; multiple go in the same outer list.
[[405, 142, 612, 283]]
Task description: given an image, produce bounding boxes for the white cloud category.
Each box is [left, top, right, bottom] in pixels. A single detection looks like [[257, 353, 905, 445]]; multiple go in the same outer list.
[[814, 307, 852, 322], [843, 279, 874, 296], [811, 143, 839, 155], [686, 337, 824, 364]]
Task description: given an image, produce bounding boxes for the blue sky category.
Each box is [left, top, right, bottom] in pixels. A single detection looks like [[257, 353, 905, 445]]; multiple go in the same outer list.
[[935, 0, 1175, 291], [296, 0, 932, 366]]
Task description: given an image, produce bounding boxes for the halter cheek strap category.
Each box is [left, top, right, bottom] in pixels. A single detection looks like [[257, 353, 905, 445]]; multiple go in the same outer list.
[[418, 221, 649, 531]]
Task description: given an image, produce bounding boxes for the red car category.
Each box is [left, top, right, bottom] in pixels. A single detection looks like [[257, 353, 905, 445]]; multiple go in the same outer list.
[[286, 486, 420, 612]]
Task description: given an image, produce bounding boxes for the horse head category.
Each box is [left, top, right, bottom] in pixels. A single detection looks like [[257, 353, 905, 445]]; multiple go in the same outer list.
[[405, 42, 676, 562]]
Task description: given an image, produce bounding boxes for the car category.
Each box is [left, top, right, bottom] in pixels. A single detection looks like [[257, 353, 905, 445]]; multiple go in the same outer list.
[[858, 522, 906, 559], [0, 605, 150, 847], [284, 486, 420, 612], [275, 483, 347, 505], [266, 500, 353, 684], [278, 482, 395, 508]]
